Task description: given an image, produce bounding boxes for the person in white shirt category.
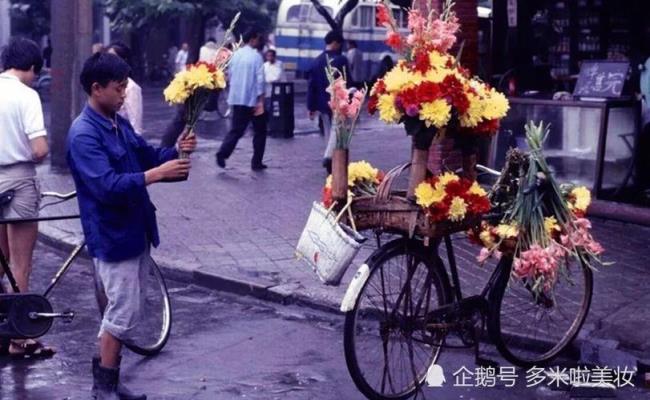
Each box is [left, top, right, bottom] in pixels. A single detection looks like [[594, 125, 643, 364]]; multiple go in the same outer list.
[[0, 37, 54, 358], [199, 38, 219, 63], [175, 42, 189, 73], [263, 49, 285, 97], [107, 42, 144, 135]]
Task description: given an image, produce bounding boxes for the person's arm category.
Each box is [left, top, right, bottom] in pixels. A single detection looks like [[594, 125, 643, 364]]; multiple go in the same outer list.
[[69, 132, 191, 205], [123, 82, 144, 135], [306, 59, 318, 113], [22, 92, 49, 162], [255, 54, 265, 102]]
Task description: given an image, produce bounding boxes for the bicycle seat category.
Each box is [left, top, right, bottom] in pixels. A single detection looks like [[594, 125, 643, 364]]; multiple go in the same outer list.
[[0, 190, 15, 207]]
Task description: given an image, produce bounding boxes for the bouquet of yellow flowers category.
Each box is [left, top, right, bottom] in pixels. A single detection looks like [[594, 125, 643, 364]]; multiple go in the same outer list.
[[369, 0, 509, 143], [163, 13, 240, 158], [322, 161, 385, 208]]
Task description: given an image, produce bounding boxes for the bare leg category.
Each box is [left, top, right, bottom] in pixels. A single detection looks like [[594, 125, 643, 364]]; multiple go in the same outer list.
[[99, 332, 122, 368], [7, 222, 38, 292]]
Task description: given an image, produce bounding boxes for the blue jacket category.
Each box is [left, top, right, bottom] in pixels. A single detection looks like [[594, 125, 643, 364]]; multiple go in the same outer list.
[[67, 105, 178, 262], [307, 50, 349, 115]]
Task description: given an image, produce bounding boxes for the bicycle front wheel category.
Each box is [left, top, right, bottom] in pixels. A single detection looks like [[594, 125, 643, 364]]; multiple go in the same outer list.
[[96, 257, 172, 356], [488, 255, 592, 368], [344, 238, 452, 400]]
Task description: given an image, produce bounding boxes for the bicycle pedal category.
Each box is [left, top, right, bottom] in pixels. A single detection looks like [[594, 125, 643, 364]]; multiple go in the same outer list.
[[476, 357, 499, 369]]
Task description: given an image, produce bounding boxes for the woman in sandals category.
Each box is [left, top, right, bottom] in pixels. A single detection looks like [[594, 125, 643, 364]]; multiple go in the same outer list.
[[0, 37, 55, 358]]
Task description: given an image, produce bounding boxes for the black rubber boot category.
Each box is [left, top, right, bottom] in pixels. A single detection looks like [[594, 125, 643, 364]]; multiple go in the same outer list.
[[91, 358, 119, 400], [92, 357, 146, 400]]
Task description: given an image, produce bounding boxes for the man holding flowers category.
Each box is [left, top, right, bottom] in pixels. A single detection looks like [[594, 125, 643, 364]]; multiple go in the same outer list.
[[67, 52, 196, 399]]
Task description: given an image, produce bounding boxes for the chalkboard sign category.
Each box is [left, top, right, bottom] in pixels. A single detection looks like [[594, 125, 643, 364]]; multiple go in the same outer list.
[[573, 61, 629, 99]]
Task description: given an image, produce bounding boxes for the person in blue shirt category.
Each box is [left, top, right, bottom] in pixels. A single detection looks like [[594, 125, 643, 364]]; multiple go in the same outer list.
[[215, 28, 268, 170], [67, 52, 196, 400], [307, 31, 349, 174]]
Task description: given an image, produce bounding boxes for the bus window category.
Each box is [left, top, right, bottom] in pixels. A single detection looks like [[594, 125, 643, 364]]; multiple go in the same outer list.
[[309, 5, 333, 24], [287, 5, 304, 23], [359, 6, 374, 28], [350, 9, 359, 27]]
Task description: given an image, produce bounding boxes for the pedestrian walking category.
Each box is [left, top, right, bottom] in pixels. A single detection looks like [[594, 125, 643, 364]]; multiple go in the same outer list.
[[66, 52, 197, 400], [215, 29, 268, 170], [0, 37, 55, 359], [263, 49, 285, 113], [107, 42, 143, 135], [307, 31, 349, 173], [346, 40, 364, 88], [175, 42, 189, 73]]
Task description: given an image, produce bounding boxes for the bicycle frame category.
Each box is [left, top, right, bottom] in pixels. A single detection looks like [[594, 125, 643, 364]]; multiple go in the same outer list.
[[0, 214, 82, 296]]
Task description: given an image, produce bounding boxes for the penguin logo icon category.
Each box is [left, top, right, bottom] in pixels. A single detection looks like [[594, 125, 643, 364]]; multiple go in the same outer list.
[[425, 364, 446, 387]]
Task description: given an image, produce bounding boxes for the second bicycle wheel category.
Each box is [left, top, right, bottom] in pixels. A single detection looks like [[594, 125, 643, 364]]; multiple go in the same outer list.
[[488, 255, 592, 368], [344, 238, 453, 400], [96, 257, 172, 356]]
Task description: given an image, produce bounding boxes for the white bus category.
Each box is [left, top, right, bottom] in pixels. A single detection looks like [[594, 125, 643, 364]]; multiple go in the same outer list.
[[274, 0, 409, 80]]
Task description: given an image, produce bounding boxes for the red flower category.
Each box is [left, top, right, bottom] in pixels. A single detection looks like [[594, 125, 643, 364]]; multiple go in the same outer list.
[[440, 75, 470, 113], [385, 32, 404, 51], [373, 79, 387, 96], [376, 170, 386, 183], [445, 179, 470, 198], [376, 4, 391, 26], [412, 51, 431, 74], [367, 94, 379, 114], [473, 119, 500, 135], [429, 201, 450, 222], [396, 87, 419, 110], [322, 187, 333, 209], [466, 194, 491, 214], [193, 61, 216, 73], [416, 82, 442, 103]]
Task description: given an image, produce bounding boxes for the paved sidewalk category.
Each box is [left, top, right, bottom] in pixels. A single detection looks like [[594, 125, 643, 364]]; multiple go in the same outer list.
[[36, 88, 650, 368]]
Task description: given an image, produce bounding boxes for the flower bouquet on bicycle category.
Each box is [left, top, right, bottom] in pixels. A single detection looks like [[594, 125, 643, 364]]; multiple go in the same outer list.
[[295, 2, 609, 400]]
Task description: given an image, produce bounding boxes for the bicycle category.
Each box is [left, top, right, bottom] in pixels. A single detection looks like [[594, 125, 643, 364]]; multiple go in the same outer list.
[[0, 191, 172, 356], [342, 164, 592, 400]]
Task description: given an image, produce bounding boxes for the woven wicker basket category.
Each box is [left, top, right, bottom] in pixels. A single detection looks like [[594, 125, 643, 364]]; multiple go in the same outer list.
[[349, 164, 480, 238]]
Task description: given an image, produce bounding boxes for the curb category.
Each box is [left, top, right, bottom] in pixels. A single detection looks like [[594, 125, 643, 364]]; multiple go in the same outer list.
[[37, 228, 645, 373]]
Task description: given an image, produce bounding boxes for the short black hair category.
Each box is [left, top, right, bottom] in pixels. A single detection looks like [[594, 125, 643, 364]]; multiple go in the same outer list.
[[242, 28, 262, 44], [266, 49, 276, 56], [207, 37, 217, 43], [325, 31, 344, 45], [80, 52, 130, 95], [107, 41, 132, 67], [348, 40, 357, 48], [1, 37, 43, 74]]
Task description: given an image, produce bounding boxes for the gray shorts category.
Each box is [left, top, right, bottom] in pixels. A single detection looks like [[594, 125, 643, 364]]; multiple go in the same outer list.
[[93, 247, 151, 342], [0, 163, 40, 220]]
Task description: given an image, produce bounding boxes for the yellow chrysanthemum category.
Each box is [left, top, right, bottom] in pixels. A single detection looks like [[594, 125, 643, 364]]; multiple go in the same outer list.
[[377, 94, 402, 123], [571, 186, 591, 211], [415, 183, 437, 208], [544, 216, 561, 236], [438, 172, 460, 187], [459, 92, 485, 128], [348, 161, 379, 186], [214, 70, 226, 89], [325, 175, 332, 189], [448, 196, 467, 222], [469, 181, 487, 197], [496, 223, 519, 239], [185, 65, 216, 90], [482, 88, 509, 120], [419, 99, 451, 128], [383, 64, 421, 92], [163, 78, 190, 104], [428, 51, 451, 69], [479, 229, 495, 248]]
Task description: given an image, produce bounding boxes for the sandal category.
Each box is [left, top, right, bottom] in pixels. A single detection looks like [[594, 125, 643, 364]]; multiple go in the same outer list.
[[9, 339, 56, 360]]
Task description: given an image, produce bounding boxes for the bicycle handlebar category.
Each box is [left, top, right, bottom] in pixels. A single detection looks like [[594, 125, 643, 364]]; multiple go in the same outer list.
[[41, 191, 77, 200], [476, 164, 501, 177]]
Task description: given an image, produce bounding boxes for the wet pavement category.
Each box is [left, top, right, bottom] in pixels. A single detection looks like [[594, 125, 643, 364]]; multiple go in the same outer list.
[[1, 243, 649, 400]]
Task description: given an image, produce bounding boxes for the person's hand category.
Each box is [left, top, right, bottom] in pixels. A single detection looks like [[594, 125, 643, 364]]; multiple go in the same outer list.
[[147, 159, 191, 183], [309, 111, 317, 120], [178, 131, 197, 154], [253, 101, 265, 117]]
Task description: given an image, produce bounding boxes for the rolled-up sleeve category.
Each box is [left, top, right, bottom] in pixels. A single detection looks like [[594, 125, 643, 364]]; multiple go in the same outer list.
[[69, 133, 145, 205]]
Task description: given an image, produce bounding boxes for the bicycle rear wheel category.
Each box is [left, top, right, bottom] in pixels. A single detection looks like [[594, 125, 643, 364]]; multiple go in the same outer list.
[[96, 257, 172, 356], [488, 255, 592, 368], [344, 238, 452, 400]]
